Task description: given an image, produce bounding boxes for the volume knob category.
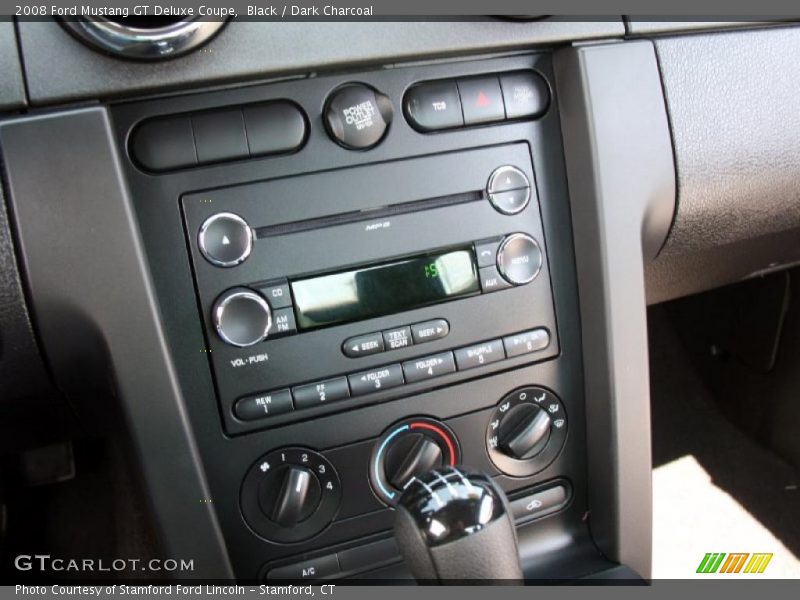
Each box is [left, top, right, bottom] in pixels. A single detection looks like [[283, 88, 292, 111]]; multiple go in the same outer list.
[[212, 287, 272, 347]]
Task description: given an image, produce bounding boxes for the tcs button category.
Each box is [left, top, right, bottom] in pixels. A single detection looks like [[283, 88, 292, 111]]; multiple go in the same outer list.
[[404, 80, 464, 131], [324, 83, 393, 150]]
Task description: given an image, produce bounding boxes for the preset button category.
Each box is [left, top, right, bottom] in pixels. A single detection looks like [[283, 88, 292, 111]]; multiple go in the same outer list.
[[235, 389, 293, 421], [293, 377, 350, 409], [454, 339, 505, 370], [503, 329, 550, 358], [402, 351, 456, 383], [348, 364, 404, 396]]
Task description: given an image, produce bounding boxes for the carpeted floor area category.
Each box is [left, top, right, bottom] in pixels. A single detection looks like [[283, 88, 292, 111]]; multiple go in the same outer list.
[[648, 308, 800, 578]]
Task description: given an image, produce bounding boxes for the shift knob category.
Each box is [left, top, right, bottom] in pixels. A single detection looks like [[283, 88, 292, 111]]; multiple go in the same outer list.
[[393, 467, 523, 582]]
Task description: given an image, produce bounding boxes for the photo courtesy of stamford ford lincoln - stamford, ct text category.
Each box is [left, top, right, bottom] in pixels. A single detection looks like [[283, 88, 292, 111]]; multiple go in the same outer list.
[[0, 0, 799, 598]]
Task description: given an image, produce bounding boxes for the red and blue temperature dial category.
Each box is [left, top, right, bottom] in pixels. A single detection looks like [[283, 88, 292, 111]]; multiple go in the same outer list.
[[369, 417, 460, 506]]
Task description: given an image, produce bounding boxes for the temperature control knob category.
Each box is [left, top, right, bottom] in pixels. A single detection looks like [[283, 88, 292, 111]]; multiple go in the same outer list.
[[385, 433, 443, 490], [212, 287, 272, 347], [487, 386, 567, 477], [241, 447, 342, 543], [370, 418, 460, 506]]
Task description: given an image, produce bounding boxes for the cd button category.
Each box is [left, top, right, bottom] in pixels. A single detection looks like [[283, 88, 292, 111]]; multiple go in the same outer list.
[[235, 389, 293, 421], [348, 364, 404, 396], [479, 266, 512, 293], [343, 332, 385, 358], [293, 377, 350, 409], [269, 307, 297, 337], [383, 326, 413, 350], [454, 339, 505, 370], [410, 319, 450, 344], [255, 280, 292, 309], [402, 351, 456, 383]]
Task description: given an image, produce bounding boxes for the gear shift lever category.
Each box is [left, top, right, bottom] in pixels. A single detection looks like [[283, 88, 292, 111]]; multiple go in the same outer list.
[[393, 467, 523, 582]]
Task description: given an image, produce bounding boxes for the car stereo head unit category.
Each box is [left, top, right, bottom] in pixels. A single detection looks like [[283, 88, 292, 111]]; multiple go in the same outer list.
[[182, 142, 559, 435]]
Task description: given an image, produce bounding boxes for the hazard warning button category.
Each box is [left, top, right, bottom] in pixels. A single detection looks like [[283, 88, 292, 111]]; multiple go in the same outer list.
[[457, 76, 505, 125]]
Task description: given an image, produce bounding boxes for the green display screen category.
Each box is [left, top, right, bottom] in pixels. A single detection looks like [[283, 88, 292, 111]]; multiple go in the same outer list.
[[291, 247, 480, 330]]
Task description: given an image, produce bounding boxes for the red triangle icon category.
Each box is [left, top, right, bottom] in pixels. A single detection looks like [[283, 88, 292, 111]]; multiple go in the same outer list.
[[476, 91, 489, 107]]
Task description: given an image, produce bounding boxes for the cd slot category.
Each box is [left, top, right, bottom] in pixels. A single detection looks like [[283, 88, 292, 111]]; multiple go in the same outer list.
[[254, 190, 481, 240]]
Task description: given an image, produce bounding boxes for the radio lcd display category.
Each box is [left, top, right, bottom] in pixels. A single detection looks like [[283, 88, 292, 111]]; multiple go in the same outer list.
[[291, 246, 480, 330]]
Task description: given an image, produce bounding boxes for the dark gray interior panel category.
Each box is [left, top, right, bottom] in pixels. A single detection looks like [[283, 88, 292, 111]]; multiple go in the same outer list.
[[0, 167, 71, 451], [0, 19, 27, 111], [625, 19, 788, 36], [647, 26, 800, 304], [554, 39, 676, 579], [0, 108, 233, 578], [17, 19, 624, 105]]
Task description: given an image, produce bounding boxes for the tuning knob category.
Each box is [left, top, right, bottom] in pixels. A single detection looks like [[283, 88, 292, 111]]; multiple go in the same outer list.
[[370, 418, 460, 506], [259, 465, 322, 527]]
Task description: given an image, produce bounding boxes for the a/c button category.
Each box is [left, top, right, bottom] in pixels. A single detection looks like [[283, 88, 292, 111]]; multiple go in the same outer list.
[[267, 553, 341, 581]]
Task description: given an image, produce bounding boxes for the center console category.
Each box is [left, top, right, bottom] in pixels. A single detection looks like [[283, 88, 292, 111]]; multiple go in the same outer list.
[[108, 50, 594, 580]]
